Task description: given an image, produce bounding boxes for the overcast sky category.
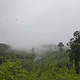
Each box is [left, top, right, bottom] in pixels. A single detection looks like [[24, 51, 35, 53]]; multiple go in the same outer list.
[[0, 0, 80, 49]]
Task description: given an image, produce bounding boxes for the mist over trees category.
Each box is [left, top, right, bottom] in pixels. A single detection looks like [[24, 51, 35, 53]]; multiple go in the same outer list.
[[0, 0, 80, 79], [0, 31, 80, 79]]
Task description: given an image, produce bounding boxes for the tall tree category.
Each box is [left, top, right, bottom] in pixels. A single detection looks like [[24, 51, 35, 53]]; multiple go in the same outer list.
[[67, 31, 80, 74], [58, 42, 64, 52]]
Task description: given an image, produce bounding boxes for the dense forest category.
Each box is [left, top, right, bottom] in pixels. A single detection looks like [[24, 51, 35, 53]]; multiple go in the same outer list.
[[0, 31, 80, 80]]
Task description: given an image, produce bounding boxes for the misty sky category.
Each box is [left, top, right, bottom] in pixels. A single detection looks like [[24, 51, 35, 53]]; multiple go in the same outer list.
[[0, 0, 80, 48]]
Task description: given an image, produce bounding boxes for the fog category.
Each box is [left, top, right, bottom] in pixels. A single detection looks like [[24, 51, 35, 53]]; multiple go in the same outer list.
[[0, 0, 80, 49]]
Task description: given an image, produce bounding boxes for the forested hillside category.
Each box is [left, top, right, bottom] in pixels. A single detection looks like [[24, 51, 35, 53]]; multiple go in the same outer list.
[[0, 0, 80, 79], [0, 42, 80, 80]]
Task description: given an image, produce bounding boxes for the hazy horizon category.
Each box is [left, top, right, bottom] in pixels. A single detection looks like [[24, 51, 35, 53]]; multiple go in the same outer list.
[[0, 0, 80, 49]]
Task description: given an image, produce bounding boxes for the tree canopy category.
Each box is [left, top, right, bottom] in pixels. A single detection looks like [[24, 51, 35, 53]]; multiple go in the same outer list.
[[68, 31, 80, 74], [58, 42, 64, 52]]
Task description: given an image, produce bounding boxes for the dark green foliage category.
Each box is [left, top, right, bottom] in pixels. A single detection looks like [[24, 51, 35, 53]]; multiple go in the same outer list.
[[58, 42, 64, 52], [0, 43, 10, 51], [68, 31, 80, 74], [0, 50, 80, 80], [0, 56, 6, 64], [1, 42, 80, 79], [58, 42, 64, 47], [0, 43, 10, 57], [20, 59, 36, 72]]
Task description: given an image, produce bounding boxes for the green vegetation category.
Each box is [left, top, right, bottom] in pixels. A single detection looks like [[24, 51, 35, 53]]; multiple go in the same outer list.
[[58, 42, 64, 52], [0, 50, 80, 80], [67, 31, 80, 74], [0, 31, 80, 79]]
